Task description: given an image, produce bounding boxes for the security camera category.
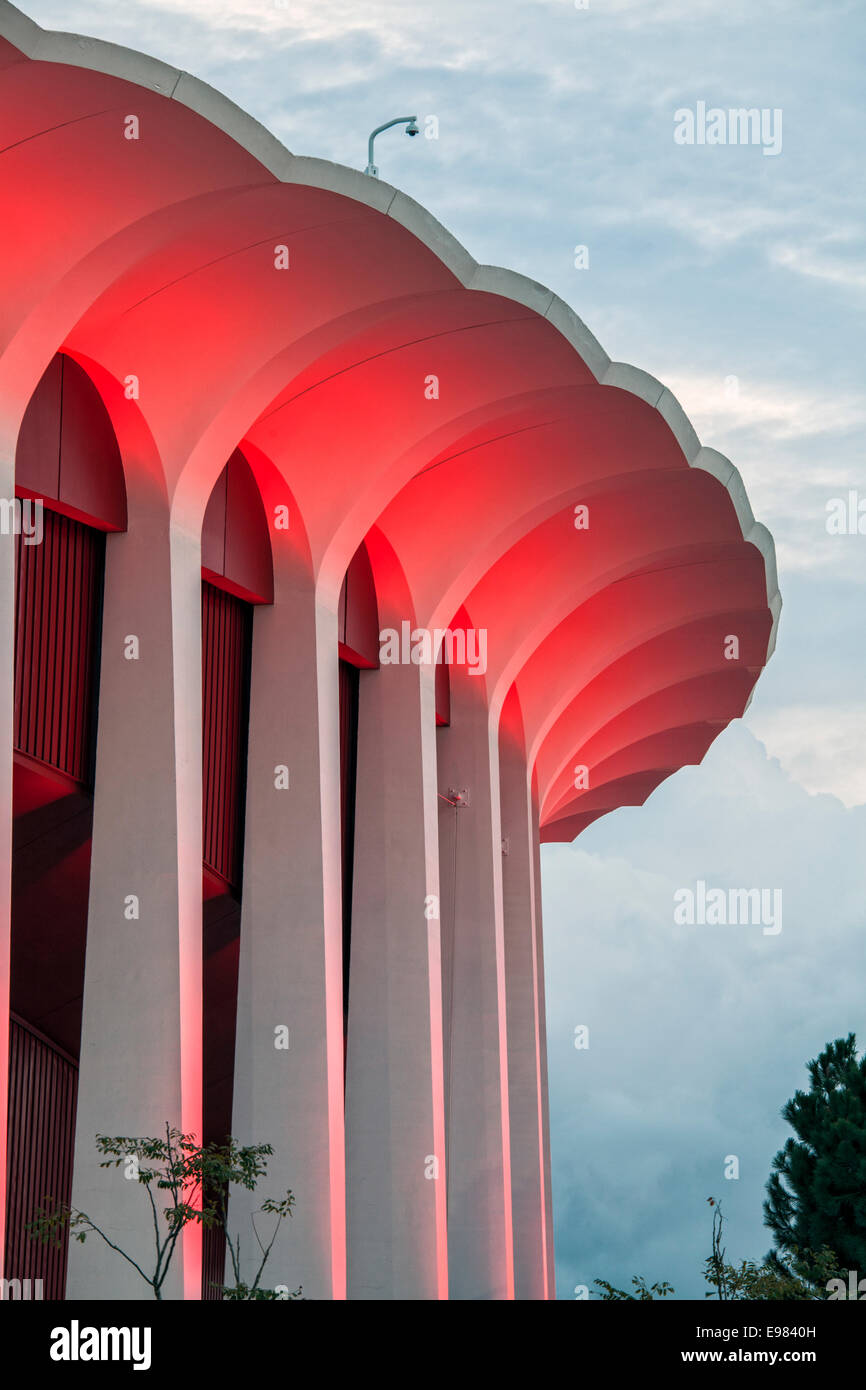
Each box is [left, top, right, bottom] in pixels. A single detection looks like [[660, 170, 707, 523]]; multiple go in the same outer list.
[[366, 116, 421, 176]]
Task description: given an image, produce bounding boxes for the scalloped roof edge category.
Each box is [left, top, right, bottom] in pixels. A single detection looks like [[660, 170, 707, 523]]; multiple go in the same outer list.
[[0, 0, 781, 662]]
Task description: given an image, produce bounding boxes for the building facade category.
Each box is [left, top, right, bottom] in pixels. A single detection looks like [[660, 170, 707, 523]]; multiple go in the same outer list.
[[0, 2, 779, 1300]]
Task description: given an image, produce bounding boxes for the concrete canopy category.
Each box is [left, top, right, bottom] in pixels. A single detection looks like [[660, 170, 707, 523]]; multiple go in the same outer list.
[[0, 0, 779, 854], [0, 1, 787, 1305]]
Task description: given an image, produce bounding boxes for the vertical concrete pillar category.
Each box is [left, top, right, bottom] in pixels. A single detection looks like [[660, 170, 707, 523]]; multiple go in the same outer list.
[[531, 783, 556, 1298], [345, 649, 448, 1299], [499, 723, 552, 1299], [230, 567, 346, 1300], [68, 491, 203, 1300], [0, 410, 17, 1275], [437, 669, 514, 1300]]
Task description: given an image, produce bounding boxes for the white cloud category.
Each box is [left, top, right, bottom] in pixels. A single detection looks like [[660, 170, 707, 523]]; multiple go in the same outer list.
[[746, 705, 866, 808], [649, 370, 866, 578], [95, 0, 404, 42], [660, 371, 866, 444], [771, 243, 866, 292], [597, 195, 793, 251]]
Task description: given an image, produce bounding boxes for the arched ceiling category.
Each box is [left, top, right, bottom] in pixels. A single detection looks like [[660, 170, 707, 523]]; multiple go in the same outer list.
[[0, 1, 781, 843]]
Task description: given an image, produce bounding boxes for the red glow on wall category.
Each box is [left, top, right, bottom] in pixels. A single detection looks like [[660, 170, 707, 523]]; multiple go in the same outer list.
[[4, 1016, 77, 1299], [15, 355, 127, 532], [338, 543, 379, 668], [201, 451, 273, 605], [14, 509, 104, 785], [201, 583, 252, 890]]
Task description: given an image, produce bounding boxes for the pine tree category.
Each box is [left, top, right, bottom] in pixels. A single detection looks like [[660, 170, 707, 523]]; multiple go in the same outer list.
[[764, 1034, 866, 1283]]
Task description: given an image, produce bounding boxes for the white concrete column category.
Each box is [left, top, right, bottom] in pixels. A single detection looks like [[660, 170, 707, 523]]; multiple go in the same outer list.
[[499, 729, 552, 1299], [0, 413, 16, 1275], [437, 670, 514, 1300], [345, 653, 448, 1300], [68, 493, 203, 1301], [531, 785, 557, 1298], [230, 569, 346, 1300]]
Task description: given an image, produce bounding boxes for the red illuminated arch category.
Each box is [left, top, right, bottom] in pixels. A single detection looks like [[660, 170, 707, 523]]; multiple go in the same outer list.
[[16, 353, 126, 530]]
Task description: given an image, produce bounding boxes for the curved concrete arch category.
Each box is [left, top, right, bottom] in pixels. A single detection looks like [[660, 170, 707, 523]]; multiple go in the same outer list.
[[246, 321, 590, 593], [62, 207, 458, 511], [515, 555, 770, 767], [372, 397, 690, 633], [541, 670, 759, 836], [457, 477, 751, 714], [569, 721, 730, 794], [51, 229, 580, 554], [543, 683, 755, 826], [541, 721, 730, 833], [0, 81, 273, 356], [527, 609, 769, 820], [166, 290, 516, 543], [545, 728, 719, 829], [0, 185, 271, 440], [535, 613, 769, 817], [57, 348, 171, 513], [541, 666, 760, 818]]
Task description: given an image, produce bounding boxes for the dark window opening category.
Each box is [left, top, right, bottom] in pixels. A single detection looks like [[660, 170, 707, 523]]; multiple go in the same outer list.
[[7, 507, 106, 1300], [5, 1017, 78, 1298], [201, 581, 253, 1298], [201, 583, 252, 892], [14, 510, 104, 787], [339, 659, 360, 1054]]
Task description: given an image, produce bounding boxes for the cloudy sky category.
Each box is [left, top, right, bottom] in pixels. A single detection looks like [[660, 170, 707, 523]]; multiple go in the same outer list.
[[20, 0, 865, 1297]]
